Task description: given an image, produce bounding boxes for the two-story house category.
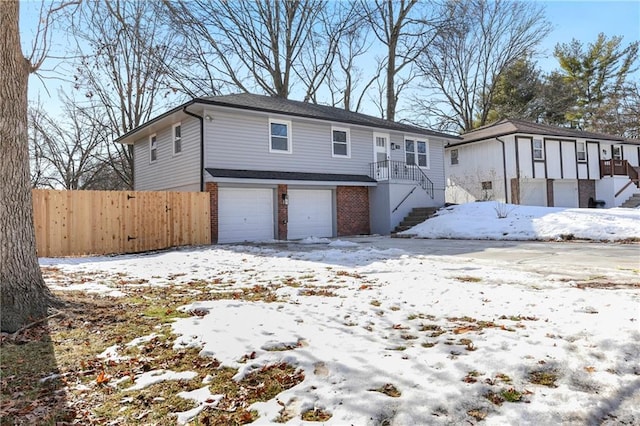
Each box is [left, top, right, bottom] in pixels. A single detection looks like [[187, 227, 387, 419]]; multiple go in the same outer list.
[[445, 119, 640, 208], [115, 93, 460, 243]]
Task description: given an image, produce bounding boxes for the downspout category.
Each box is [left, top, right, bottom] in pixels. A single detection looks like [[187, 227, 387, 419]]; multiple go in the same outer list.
[[183, 106, 205, 192], [495, 137, 509, 203]]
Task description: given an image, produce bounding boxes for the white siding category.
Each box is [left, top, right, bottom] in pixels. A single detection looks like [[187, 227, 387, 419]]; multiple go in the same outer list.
[[545, 140, 560, 179], [587, 142, 601, 179], [561, 141, 577, 179], [445, 139, 506, 204], [517, 137, 534, 178]]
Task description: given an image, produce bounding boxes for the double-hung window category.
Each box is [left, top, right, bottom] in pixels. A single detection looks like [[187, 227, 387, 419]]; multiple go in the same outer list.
[[533, 139, 544, 160], [269, 119, 292, 153], [149, 134, 157, 163], [405, 139, 428, 167], [332, 127, 350, 157], [173, 123, 182, 155], [577, 141, 586, 162]]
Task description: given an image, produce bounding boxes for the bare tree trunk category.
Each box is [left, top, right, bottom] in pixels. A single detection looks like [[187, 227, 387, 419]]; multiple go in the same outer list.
[[1, 2, 55, 333]]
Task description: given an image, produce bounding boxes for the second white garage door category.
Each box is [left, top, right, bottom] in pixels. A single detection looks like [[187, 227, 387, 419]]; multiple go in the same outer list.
[[218, 188, 274, 243], [553, 180, 579, 207], [288, 189, 333, 240]]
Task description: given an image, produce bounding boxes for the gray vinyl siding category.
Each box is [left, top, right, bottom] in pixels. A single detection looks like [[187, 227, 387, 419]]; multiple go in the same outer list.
[[203, 108, 449, 185], [133, 116, 200, 191], [204, 109, 373, 176]]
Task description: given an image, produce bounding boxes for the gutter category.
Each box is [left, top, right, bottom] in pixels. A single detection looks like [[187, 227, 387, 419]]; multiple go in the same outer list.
[[495, 136, 509, 203], [182, 106, 205, 192]]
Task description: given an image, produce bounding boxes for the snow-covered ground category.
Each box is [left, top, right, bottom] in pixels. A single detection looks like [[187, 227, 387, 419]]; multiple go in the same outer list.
[[402, 202, 640, 241], [40, 204, 640, 425]]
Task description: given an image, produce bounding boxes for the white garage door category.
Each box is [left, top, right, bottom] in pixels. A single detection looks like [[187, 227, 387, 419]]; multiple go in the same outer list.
[[519, 179, 547, 206], [218, 188, 274, 243], [288, 189, 333, 240], [553, 180, 579, 208]]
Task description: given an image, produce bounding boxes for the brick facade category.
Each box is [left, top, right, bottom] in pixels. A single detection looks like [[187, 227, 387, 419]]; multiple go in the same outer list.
[[510, 178, 520, 205], [277, 184, 288, 240], [546, 179, 554, 207], [205, 182, 218, 243], [578, 179, 596, 208], [336, 186, 370, 236]]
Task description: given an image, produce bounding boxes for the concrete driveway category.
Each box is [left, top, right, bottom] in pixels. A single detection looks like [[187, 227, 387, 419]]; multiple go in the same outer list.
[[340, 236, 640, 285]]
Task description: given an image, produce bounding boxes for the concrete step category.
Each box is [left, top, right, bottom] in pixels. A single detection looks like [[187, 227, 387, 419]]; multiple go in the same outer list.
[[620, 193, 640, 208], [391, 206, 440, 235]]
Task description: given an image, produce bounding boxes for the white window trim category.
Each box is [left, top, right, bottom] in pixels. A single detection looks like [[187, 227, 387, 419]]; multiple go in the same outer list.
[[269, 118, 292, 154], [149, 134, 157, 164], [533, 139, 544, 161], [172, 123, 182, 156], [331, 126, 350, 158], [576, 141, 586, 162], [404, 137, 430, 169]]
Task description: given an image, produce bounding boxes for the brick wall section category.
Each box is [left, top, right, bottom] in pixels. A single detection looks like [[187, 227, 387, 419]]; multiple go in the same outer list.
[[510, 178, 520, 205], [205, 182, 218, 243], [277, 184, 288, 240], [578, 179, 596, 208], [336, 186, 370, 236], [546, 179, 554, 207]]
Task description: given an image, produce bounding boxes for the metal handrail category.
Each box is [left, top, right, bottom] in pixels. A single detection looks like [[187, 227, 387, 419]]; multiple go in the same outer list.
[[369, 160, 434, 199]]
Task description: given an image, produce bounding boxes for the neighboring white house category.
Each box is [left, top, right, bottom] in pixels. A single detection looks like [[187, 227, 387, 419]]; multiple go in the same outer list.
[[115, 93, 460, 243], [445, 119, 640, 208]]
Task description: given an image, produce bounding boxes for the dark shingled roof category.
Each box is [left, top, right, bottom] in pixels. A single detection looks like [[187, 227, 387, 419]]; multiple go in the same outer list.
[[206, 168, 376, 183], [452, 118, 628, 146], [196, 93, 459, 139]]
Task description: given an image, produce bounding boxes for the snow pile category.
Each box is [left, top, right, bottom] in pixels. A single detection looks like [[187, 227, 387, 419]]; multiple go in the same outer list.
[[403, 202, 640, 241]]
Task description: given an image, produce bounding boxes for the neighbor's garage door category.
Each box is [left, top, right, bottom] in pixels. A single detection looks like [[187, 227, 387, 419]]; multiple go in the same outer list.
[[519, 179, 547, 206], [218, 188, 274, 243], [288, 189, 333, 239], [553, 180, 579, 208]]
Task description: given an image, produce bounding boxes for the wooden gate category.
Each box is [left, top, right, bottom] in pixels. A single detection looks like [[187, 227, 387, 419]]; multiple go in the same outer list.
[[32, 189, 211, 257]]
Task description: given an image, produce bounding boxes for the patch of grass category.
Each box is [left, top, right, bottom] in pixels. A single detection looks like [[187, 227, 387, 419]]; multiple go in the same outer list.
[[400, 334, 418, 340], [529, 370, 559, 387], [370, 383, 401, 397], [298, 288, 338, 297], [407, 313, 436, 321], [421, 341, 437, 348], [459, 338, 476, 351], [501, 387, 523, 402], [335, 270, 363, 279], [453, 276, 482, 283], [370, 300, 381, 307], [389, 306, 401, 311], [301, 407, 332, 422], [495, 373, 512, 384], [387, 346, 407, 351], [467, 408, 487, 421]]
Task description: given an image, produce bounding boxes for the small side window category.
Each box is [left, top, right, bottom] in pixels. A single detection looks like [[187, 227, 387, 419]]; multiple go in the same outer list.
[[173, 123, 182, 155], [332, 127, 350, 157], [149, 134, 157, 163], [269, 119, 292, 153], [533, 139, 544, 160], [577, 141, 586, 162], [450, 149, 459, 165]]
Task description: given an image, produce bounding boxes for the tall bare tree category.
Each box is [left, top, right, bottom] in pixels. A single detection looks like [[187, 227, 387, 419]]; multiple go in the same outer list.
[[28, 100, 116, 190], [1, 1, 78, 333], [414, 0, 551, 133], [71, 0, 178, 188], [162, 0, 339, 99], [362, 0, 440, 120]]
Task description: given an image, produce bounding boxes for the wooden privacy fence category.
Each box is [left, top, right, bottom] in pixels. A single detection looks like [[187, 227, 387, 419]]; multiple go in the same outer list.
[[32, 189, 211, 257]]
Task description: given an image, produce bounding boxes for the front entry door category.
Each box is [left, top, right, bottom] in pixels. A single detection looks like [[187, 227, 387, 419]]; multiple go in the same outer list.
[[373, 133, 390, 180]]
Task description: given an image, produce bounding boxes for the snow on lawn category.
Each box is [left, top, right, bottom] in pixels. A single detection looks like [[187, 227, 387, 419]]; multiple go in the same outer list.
[[39, 207, 640, 425], [402, 202, 640, 241]]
